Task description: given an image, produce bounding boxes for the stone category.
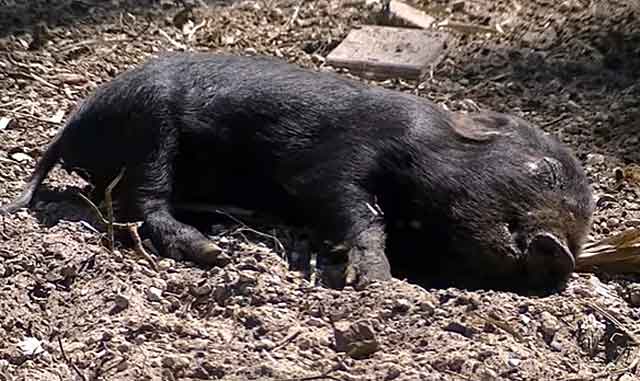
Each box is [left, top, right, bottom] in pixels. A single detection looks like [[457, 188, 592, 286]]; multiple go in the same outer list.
[[539, 311, 559, 343], [333, 320, 379, 359]]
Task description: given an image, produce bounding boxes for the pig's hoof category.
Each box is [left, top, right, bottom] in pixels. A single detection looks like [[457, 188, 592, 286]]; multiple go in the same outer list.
[[188, 240, 230, 267]]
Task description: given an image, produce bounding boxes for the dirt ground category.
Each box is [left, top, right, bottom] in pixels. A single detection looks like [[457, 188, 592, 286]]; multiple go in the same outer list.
[[1, 0, 640, 380]]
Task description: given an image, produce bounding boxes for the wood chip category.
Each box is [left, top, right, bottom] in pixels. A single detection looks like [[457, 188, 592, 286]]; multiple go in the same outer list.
[[49, 109, 66, 124], [389, 0, 436, 29]]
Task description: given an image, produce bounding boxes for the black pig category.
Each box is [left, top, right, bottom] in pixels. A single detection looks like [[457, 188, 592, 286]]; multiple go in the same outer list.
[[0, 53, 594, 291]]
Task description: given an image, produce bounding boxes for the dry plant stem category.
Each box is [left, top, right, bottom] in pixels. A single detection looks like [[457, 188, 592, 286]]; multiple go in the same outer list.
[[270, 328, 302, 351], [128, 224, 158, 271], [158, 28, 186, 50], [75, 193, 131, 229], [216, 209, 287, 255], [104, 167, 126, 252], [58, 336, 86, 381], [582, 301, 640, 375], [470, 311, 524, 342]]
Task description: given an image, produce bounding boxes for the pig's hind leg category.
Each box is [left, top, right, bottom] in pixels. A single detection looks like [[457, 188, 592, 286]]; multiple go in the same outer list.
[[123, 118, 225, 266]]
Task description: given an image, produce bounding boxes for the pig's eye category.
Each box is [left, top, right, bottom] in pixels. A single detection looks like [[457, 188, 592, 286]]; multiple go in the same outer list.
[[526, 157, 563, 189]]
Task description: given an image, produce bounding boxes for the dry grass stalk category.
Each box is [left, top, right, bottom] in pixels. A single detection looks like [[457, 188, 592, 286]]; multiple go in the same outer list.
[[576, 228, 640, 273]]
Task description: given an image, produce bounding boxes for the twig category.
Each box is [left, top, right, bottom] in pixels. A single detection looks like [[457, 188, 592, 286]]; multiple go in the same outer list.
[[284, 0, 304, 29], [470, 311, 524, 342], [216, 209, 287, 255], [57, 337, 86, 381], [436, 20, 503, 35], [0, 109, 63, 124], [580, 301, 640, 376], [104, 167, 126, 252], [128, 224, 157, 271], [187, 19, 208, 41], [8, 71, 58, 90], [267, 0, 304, 43], [540, 114, 569, 128], [158, 28, 187, 50], [270, 328, 302, 351], [75, 193, 132, 229], [583, 301, 639, 344]]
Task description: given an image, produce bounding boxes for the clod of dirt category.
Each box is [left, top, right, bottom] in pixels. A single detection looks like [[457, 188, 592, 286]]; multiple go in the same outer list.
[[627, 284, 640, 307], [113, 294, 130, 310], [444, 321, 477, 338], [451, 1, 465, 12], [392, 298, 411, 314], [539, 311, 560, 344], [333, 319, 380, 359]]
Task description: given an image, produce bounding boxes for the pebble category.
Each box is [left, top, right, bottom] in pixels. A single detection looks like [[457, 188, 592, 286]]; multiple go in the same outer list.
[[10, 152, 32, 163], [158, 259, 175, 272], [161, 355, 189, 369], [384, 363, 402, 380], [190, 284, 212, 297], [254, 338, 275, 351], [147, 287, 163, 302], [507, 357, 521, 367], [628, 284, 640, 307], [539, 311, 559, 342], [392, 298, 411, 314], [444, 321, 476, 338], [114, 294, 129, 310], [451, 0, 465, 12], [333, 320, 379, 359]]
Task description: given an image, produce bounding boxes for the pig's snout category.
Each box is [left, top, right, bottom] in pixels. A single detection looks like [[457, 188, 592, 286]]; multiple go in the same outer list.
[[523, 232, 575, 288]]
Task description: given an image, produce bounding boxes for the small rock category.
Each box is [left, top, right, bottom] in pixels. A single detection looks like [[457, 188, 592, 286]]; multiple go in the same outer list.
[[451, 0, 465, 12], [392, 298, 411, 314], [549, 338, 563, 352], [10, 152, 32, 163], [613, 167, 624, 181], [114, 294, 129, 310], [147, 287, 163, 302], [479, 368, 498, 381], [333, 320, 379, 359], [444, 321, 476, 338], [385, 363, 402, 380], [162, 355, 189, 370], [190, 284, 212, 297], [539, 311, 559, 343], [507, 357, 521, 367], [628, 284, 640, 307], [117, 343, 130, 353], [418, 299, 436, 315], [158, 259, 175, 271], [624, 219, 640, 228], [254, 339, 275, 351], [18, 337, 44, 356], [618, 374, 635, 381], [0, 117, 12, 130]]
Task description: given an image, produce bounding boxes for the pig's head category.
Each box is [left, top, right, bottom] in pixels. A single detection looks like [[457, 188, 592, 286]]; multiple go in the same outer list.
[[384, 110, 594, 293]]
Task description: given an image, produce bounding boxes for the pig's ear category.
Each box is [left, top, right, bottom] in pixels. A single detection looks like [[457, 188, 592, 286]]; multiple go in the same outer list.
[[450, 112, 511, 142], [526, 156, 564, 189]]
